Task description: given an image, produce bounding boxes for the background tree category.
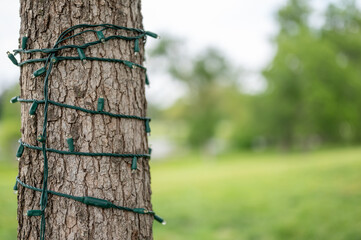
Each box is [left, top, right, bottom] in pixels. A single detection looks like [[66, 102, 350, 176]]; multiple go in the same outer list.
[[147, 0, 361, 151], [17, 0, 153, 239], [252, 0, 361, 149], [149, 38, 244, 150]]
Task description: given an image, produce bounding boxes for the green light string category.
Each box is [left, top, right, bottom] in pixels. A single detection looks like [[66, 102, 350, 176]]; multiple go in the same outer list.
[[18, 56, 146, 71], [15, 177, 165, 223], [17, 139, 151, 158], [8, 23, 156, 85], [8, 23, 163, 240], [11, 96, 151, 131], [14, 33, 147, 54]]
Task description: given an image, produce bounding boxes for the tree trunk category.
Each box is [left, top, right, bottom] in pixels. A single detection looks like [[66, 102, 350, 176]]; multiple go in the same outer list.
[[17, 1, 153, 239]]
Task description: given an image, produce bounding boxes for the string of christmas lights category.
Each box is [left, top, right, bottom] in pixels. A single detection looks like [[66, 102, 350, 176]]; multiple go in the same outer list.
[[7, 23, 164, 240]]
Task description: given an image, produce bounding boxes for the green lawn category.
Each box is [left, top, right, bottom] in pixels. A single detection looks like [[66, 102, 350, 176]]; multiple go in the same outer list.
[[2, 148, 361, 239], [0, 160, 17, 240], [151, 148, 361, 240]]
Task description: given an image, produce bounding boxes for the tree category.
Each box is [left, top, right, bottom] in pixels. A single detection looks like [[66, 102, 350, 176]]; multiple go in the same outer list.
[[16, 1, 155, 239], [149, 39, 242, 149], [256, 0, 361, 149]]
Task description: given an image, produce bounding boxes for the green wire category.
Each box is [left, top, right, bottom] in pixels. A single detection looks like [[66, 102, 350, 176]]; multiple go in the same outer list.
[[18, 56, 146, 70], [19, 139, 150, 158], [15, 177, 164, 222], [14, 97, 150, 121], [14, 34, 146, 55], [8, 23, 162, 240]]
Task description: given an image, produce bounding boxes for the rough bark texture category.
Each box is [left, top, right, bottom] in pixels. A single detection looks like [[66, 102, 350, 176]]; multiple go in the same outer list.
[[18, 1, 152, 239]]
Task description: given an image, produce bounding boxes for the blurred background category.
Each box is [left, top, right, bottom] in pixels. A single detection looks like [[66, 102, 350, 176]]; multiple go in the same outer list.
[[1, 0, 361, 239]]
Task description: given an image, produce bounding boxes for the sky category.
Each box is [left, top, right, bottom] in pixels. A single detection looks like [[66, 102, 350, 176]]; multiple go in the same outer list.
[[143, 0, 285, 72], [0, 0, 346, 107], [142, 0, 286, 106]]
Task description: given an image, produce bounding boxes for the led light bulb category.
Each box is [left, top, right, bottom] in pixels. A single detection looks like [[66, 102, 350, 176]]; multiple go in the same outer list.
[[29, 101, 39, 115], [32, 67, 46, 78], [16, 143, 24, 158], [66, 138, 74, 152], [134, 39, 140, 54], [97, 98, 104, 112], [10, 96, 18, 103], [77, 48, 86, 62], [96, 31, 106, 43], [131, 156, 137, 171], [7, 51, 19, 66], [22, 36, 28, 50]]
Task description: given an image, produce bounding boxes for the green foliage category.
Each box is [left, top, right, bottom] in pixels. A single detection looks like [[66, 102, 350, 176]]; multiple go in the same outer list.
[[150, 40, 244, 149], [277, 0, 310, 35], [251, 0, 361, 149], [150, 0, 361, 151], [0, 86, 20, 156]]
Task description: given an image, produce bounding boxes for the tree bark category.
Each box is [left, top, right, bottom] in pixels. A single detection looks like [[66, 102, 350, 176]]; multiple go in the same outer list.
[[18, 1, 152, 239]]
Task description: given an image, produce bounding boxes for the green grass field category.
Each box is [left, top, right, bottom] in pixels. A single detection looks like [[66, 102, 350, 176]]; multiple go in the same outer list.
[[1, 147, 361, 239]]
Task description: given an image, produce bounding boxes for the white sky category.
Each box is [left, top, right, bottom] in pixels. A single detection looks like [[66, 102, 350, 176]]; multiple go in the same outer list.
[[143, 0, 285, 69], [0, 0, 352, 107], [142, 0, 286, 106]]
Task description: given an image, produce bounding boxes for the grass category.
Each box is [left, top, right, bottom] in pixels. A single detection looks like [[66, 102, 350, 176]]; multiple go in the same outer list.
[[0, 160, 17, 240], [1, 147, 361, 239], [151, 148, 361, 240]]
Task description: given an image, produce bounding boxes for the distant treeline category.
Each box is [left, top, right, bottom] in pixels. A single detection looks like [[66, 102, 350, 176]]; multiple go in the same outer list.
[[2, 0, 360, 152], [148, 0, 361, 151]]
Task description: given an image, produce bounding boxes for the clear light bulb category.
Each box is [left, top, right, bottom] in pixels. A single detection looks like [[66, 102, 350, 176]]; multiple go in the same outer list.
[[162, 221, 167, 225]]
